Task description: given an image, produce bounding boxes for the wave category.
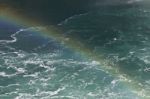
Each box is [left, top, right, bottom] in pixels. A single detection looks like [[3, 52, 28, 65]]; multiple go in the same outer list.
[[94, 0, 143, 6], [0, 26, 45, 44], [0, 29, 22, 44], [57, 13, 89, 26]]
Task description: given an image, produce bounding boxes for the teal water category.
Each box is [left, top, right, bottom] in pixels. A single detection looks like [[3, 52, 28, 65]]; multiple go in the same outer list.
[[0, 2, 150, 99]]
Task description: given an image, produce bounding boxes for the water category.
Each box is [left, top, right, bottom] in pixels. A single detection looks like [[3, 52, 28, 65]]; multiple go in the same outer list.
[[0, 1, 150, 99]]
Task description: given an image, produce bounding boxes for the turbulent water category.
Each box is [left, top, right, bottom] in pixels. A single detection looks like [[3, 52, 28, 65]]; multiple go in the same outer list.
[[0, 3, 150, 99]]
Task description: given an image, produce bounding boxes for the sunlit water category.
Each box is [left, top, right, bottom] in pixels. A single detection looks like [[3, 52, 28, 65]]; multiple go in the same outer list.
[[0, 3, 150, 99]]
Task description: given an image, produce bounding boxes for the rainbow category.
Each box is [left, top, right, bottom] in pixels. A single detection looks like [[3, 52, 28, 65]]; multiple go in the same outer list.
[[0, 7, 150, 98]]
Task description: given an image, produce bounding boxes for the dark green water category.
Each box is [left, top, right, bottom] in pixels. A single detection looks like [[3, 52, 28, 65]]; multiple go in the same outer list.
[[0, 0, 150, 99]]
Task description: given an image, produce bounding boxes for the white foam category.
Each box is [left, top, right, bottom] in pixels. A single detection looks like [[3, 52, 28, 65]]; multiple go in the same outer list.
[[15, 93, 35, 99], [17, 68, 26, 73], [95, 0, 143, 6], [58, 13, 88, 26], [0, 29, 22, 44], [127, 0, 143, 4], [0, 26, 45, 44], [36, 87, 65, 96], [0, 72, 17, 77], [144, 67, 150, 72]]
